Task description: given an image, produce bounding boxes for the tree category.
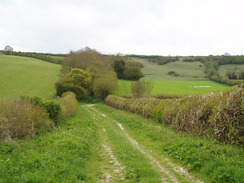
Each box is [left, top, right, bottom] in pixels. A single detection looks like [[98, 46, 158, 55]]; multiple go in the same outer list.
[[61, 48, 113, 75], [113, 58, 125, 79], [238, 70, 244, 79], [93, 71, 117, 99], [123, 61, 144, 80], [3, 45, 13, 52], [226, 70, 237, 79], [55, 68, 92, 100]]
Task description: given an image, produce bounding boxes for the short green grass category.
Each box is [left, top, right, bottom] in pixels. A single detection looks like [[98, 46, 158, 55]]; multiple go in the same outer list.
[[150, 80, 230, 94], [117, 79, 230, 96], [0, 55, 61, 99], [130, 57, 205, 80], [115, 80, 132, 96]]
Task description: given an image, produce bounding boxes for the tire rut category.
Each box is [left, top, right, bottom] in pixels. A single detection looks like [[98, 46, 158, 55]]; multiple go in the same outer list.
[[84, 105, 204, 183], [83, 105, 125, 182]]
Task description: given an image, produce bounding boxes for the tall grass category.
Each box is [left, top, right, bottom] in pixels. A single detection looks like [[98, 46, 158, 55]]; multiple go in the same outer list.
[[105, 86, 244, 145], [58, 92, 78, 117], [0, 98, 53, 142]]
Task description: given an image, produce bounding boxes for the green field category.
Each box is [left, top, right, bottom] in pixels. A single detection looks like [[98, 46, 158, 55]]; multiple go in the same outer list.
[[116, 79, 230, 96], [0, 55, 61, 99], [130, 57, 206, 80]]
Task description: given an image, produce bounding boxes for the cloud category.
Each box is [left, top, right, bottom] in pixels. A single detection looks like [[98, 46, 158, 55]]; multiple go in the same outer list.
[[0, 0, 243, 55]]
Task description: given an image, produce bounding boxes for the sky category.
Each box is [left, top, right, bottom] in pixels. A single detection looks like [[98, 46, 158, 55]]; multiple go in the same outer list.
[[0, 0, 243, 56]]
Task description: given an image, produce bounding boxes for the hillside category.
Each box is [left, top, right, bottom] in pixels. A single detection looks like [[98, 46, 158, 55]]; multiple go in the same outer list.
[[218, 64, 244, 78], [130, 57, 206, 80], [0, 55, 61, 99]]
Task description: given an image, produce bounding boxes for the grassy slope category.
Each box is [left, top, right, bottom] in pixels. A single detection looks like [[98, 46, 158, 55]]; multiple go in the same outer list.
[[0, 55, 60, 99], [114, 57, 230, 96], [131, 57, 205, 80], [218, 64, 244, 78]]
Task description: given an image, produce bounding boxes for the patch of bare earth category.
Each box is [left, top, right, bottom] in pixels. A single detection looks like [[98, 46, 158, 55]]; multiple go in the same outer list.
[[83, 105, 125, 182], [99, 142, 125, 182]]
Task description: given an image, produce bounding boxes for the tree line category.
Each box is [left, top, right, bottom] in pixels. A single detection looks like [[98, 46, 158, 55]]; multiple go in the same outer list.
[[56, 48, 144, 100], [183, 55, 244, 85], [2, 51, 64, 64]]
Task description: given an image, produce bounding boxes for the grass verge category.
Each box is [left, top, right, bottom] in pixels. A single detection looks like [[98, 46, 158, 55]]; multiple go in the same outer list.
[[0, 105, 100, 182]]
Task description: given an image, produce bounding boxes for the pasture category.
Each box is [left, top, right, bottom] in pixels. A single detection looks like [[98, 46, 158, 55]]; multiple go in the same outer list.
[[116, 79, 230, 96], [0, 55, 60, 99], [130, 57, 206, 80]]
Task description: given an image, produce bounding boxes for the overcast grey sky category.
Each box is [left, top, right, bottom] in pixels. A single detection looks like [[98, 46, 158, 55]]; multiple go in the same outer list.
[[0, 0, 243, 55]]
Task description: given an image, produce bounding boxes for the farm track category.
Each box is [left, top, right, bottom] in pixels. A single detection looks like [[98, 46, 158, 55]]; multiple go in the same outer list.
[[83, 104, 204, 183]]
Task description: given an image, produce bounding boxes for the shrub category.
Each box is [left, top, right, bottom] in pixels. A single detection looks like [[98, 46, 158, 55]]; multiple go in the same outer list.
[[21, 96, 61, 122], [154, 93, 183, 99], [131, 81, 153, 98], [42, 100, 61, 121], [0, 98, 53, 142], [123, 61, 144, 80], [58, 92, 78, 117], [167, 71, 175, 75], [93, 71, 117, 99], [55, 68, 93, 100]]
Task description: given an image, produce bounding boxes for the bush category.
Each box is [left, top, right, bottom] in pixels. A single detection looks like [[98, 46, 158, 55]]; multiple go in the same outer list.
[[131, 81, 153, 98], [154, 93, 183, 99], [21, 96, 61, 122], [55, 68, 93, 100], [123, 61, 144, 80], [167, 71, 175, 75], [93, 72, 117, 99], [42, 100, 61, 121], [58, 92, 78, 117], [0, 98, 53, 142]]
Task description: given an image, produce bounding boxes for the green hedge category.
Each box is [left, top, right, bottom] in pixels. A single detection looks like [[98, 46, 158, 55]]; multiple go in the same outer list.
[[105, 87, 244, 145]]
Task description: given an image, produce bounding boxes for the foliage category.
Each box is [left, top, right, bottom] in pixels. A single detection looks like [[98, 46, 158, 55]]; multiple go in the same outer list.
[[21, 96, 61, 122], [3, 51, 63, 64], [42, 100, 61, 121], [105, 95, 160, 118], [61, 47, 113, 75], [123, 61, 144, 80], [182, 55, 244, 85], [128, 54, 179, 65], [113, 58, 125, 79], [131, 80, 153, 98], [55, 68, 93, 100], [226, 69, 244, 79], [0, 97, 53, 142], [93, 71, 118, 99], [58, 92, 78, 117], [153, 93, 184, 99], [105, 86, 244, 145]]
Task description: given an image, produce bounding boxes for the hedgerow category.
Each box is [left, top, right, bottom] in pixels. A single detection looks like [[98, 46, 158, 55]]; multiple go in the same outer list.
[[105, 86, 244, 145]]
